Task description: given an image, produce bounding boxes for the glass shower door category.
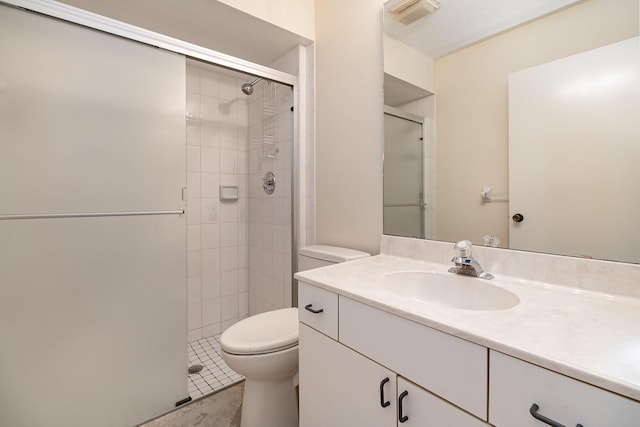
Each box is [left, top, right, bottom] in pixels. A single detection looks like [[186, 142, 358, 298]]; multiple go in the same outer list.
[[383, 111, 425, 238]]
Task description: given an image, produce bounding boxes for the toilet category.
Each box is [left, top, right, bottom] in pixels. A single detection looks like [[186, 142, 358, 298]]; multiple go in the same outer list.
[[220, 245, 370, 427]]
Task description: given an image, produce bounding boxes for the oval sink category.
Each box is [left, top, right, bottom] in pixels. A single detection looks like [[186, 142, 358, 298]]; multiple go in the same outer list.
[[380, 271, 519, 311]]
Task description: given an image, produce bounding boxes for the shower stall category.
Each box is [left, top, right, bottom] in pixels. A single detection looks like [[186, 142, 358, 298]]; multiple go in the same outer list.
[[184, 60, 295, 398], [0, 1, 305, 425], [185, 59, 294, 339]]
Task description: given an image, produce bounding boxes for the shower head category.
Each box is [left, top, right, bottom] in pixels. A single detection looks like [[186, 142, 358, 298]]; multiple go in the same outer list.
[[241, 77, 262, 95]]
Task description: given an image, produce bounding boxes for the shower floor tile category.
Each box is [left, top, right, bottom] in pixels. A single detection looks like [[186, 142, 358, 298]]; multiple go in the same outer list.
[[188, 335, 244, 400]]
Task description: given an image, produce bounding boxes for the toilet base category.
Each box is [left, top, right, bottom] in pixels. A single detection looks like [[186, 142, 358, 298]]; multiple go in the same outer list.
[[241, 377, 298, 427]]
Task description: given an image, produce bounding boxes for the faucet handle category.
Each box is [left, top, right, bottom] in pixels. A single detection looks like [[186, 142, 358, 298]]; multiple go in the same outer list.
[[453, 240, 473, 258]]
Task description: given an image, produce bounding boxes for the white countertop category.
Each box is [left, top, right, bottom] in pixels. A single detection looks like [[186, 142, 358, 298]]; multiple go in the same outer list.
[[295, 253, 640, 402]]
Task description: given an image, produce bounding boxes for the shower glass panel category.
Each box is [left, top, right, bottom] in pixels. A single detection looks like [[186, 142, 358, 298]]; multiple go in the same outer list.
[[383, 112, 425, 239]]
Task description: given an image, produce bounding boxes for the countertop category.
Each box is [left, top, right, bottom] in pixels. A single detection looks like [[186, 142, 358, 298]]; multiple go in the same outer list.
[[294, 253, 640, 402]]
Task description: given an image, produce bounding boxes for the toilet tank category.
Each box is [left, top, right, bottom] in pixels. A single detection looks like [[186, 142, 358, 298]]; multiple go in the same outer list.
[[297, 245, 370, 272]]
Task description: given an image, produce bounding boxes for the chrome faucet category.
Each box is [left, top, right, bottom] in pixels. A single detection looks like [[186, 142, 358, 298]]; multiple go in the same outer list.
[[448, 240, 494, 280]]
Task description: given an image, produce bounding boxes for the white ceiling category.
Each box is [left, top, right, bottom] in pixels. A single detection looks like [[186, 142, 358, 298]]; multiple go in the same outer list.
[[384, 0, 582, 58]]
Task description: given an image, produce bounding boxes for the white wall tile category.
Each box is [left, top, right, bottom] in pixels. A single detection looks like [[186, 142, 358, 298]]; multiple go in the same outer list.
[[201, 323, 221, 338], [202, 274, 221, 301], [220, 294, 239, 321], [186, 146, 201, 172], [202, 298, 221, 327], [200, 95, 219, 123], [187, 66, 200, 93], [201, 223, 220, 249], [187, 199, 201, 225], [200, 173, 219, 199], [188, 303, 202, 330], [221, 223, 238, 247], [188, 276, 202, 305], [221, 247, 238, 272], [201, 147, 220, 173], [201, 125, 219, 148], [201, 69, 219, 97], [202, 248, 221, 277], [221, 270, 239, 296], [187, 125, 201, 146], [187, 225, 201, 252]]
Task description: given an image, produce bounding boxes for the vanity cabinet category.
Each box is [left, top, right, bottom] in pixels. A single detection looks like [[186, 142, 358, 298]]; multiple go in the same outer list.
[[299, 322, 396, 427], [490, 350, 640, 427], [299, 323, 487, 427], [298, 282, 489, 426]]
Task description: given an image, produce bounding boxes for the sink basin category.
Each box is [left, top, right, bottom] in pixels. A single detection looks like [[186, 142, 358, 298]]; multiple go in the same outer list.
[[380, 271, 519, 311]]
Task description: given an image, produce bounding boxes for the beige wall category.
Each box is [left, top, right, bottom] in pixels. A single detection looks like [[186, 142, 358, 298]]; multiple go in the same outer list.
[[434, 0, 639, 247], [315, 0, 386, 255]]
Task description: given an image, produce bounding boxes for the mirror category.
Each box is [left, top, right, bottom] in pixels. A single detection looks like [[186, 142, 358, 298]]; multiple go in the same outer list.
[[382, 0, 640, 263]]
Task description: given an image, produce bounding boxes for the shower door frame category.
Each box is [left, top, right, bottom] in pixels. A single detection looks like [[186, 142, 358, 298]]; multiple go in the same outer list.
[[383, 106, 426, 239]]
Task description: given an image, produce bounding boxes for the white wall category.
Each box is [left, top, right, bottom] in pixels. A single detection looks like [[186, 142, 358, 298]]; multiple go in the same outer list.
[[384, 34, 434, 94], [218, 0, 315, 41], [315, 0, 386, 255]]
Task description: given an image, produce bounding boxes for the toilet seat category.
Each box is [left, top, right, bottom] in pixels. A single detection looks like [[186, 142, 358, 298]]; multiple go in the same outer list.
[[220, 307, 298, 355]]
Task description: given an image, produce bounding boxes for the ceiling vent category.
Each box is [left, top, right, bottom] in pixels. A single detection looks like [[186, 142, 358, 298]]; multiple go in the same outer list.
[[389, 0, 440, 25]]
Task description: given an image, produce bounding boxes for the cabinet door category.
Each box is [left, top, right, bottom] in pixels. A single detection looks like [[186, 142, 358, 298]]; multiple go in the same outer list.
[[299, 323, 396, 427], [398, 378, 488, 426]]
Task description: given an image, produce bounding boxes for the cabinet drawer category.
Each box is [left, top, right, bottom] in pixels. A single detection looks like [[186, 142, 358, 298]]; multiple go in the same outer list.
[[339, 296, 488, 420], [490, 350, 640, 427], [298, 282, 338, 339]]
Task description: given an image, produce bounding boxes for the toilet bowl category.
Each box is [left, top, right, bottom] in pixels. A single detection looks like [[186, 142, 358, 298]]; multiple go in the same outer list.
[[220, 245, 370, 427]]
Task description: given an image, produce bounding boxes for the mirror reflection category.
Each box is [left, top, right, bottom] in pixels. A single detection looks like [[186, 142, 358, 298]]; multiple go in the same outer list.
[[382, 0, 640, 263]]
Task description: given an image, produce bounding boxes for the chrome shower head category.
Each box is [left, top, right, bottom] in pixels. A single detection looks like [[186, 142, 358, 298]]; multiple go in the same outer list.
[[241, 77, 262, 96]]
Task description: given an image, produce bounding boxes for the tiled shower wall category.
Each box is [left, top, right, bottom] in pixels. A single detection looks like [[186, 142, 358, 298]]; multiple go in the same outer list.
[[247, 79, 292, 315], [184, 43, 315, 341], [186, 62, 251, 342]]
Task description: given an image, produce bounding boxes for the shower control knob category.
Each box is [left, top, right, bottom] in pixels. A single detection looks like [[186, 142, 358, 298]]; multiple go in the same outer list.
[[512, 213, 524, 223]]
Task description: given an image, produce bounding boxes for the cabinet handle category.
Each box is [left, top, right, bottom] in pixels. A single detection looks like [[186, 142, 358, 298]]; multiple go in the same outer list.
[[530, 404, 584, 427], [304, 304, 324, 314], [379, 377, 391, 408], [398, 390, 409, 423]]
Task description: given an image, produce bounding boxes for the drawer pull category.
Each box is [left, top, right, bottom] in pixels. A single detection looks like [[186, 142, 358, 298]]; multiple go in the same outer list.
[[398, 390, 409, 423], [304, 304, 324, 314], [530, 404, 584, 427], [379, 377, 391, 408]]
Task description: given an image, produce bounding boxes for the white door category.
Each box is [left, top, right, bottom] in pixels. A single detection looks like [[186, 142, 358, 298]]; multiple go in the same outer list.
[[0, 6, 187, 427], [299, 323, 397, 427], [509, 37, 640, 262]]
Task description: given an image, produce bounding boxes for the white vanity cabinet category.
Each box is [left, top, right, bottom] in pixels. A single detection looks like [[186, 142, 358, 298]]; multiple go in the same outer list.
[[298, 282, 489, 426], [490, 350, 640, 427]]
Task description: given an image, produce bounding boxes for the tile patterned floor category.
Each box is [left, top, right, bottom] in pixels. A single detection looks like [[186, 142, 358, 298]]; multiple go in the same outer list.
[[188, 335, 244, 400]]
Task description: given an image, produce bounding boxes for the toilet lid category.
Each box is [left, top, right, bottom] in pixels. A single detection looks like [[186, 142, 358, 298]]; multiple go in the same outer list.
[[220, 308, 299, 355]]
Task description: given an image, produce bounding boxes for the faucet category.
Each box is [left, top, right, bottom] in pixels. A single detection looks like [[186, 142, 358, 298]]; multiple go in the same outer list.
[[448, 240, 494, 280]]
